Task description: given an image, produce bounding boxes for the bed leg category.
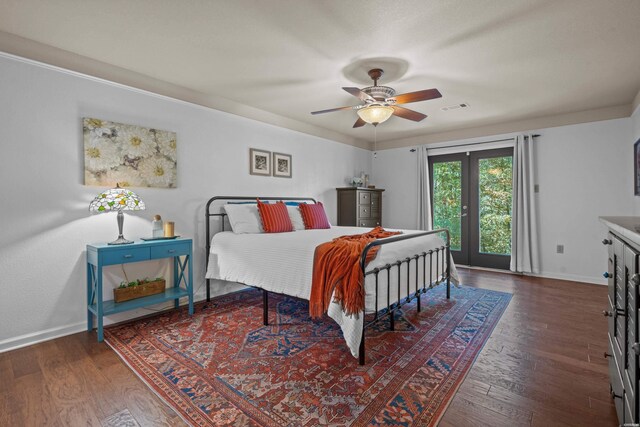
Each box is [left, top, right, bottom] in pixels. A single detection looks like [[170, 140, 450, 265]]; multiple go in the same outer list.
[[390, 309, 395, 331], [263, 289, 269, 325], [206, 278, 211, 302], [446, 240, 451, 300], [359, 324, 365, 365]]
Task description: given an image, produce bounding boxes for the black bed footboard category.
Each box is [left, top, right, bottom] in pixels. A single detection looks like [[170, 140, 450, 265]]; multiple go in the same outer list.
[[358, 229, 451, 365]]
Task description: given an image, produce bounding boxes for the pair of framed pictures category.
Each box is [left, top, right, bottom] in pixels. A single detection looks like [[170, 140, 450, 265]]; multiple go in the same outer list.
[[250, 148, 292, 178]]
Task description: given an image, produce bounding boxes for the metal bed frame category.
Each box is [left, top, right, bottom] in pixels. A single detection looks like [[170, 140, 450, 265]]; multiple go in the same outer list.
[[205, 195, 451, 365]]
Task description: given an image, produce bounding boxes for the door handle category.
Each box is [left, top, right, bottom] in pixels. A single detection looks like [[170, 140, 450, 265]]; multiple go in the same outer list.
[[460, 213, 467, 217]]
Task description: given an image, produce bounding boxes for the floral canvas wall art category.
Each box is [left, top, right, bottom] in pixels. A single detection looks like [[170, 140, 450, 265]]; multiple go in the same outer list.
[[84, 118, 177, 188]]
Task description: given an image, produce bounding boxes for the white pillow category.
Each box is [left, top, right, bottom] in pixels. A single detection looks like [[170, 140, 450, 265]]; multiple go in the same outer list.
[[287, 205, 305, 230], [223, 204, 263, 233]]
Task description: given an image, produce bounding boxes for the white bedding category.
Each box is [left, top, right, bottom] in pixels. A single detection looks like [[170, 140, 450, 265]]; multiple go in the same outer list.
[[206, 226, 459, 358]]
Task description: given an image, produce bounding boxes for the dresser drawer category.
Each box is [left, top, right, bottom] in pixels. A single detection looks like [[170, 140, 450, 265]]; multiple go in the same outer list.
[[358, 219, 380, 228], [101, 247, 150, 265], [150, 242, 191, 259], [358, 191, 371, 205], [609, 333, 625, 422], [358, 205, 372, 218]]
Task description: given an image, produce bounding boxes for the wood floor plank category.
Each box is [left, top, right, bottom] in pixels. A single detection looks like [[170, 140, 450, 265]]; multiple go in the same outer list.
[[444, 394, 530, 427], [56, 339, 126, 422], [13, 371, 64, 426], [100, 359, 184, 426], [456, 389, 533, 424], [35, 340, 103, 426], [9, 346, 42, 379]]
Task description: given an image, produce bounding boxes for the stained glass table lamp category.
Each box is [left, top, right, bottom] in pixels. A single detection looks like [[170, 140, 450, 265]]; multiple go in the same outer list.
[[89, 184, 145, 245]]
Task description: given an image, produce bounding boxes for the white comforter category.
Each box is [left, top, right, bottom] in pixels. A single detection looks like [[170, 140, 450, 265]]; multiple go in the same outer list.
[[206, 226, 458, 358]]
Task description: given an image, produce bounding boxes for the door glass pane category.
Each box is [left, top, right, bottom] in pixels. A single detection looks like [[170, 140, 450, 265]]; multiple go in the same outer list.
[[478, 156, 513, 255], [432, 161, 462, 250]]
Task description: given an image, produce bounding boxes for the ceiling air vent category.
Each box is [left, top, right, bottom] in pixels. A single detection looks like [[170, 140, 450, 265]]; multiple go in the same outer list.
[[441, 103, 470, 111]]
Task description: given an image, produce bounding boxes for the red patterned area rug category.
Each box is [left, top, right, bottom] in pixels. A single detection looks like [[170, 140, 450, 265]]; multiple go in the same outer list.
[[104, 285, 511, 426]]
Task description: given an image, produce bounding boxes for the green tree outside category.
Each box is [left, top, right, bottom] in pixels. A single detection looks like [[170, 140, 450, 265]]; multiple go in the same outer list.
[[432, 157, 512, 255], [432, 161, 462, 250], [478, 156, 512, 255]]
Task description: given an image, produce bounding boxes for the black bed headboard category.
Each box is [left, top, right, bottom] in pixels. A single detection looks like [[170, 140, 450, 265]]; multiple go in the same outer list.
[[204, 195, 317, 271]]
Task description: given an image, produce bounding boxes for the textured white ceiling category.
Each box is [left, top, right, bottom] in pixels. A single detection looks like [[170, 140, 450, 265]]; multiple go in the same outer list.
[[1, 0, 639, 147]]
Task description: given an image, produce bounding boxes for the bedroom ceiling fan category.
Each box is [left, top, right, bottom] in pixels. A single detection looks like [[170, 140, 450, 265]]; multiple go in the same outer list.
[[311, 68, 442, 128]]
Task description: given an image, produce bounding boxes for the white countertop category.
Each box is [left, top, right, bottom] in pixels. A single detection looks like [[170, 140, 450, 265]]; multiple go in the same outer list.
[[600, 216, 640, 248]]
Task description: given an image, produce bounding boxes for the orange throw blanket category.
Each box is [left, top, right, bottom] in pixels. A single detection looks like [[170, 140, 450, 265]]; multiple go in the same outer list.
[[309, 226, 401, 318]]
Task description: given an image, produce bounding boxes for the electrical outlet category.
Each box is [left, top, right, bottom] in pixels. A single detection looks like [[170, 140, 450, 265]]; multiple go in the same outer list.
[[556, 244, 564, 254]]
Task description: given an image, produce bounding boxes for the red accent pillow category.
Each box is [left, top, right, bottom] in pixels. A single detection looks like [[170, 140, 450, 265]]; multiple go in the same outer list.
[[257, 200, 293, 233], [299, 202, 331, 229]]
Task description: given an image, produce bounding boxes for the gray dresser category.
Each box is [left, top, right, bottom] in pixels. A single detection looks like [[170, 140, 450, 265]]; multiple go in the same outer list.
[[336, 187, 384, 227], [601, 217, 640, 424]]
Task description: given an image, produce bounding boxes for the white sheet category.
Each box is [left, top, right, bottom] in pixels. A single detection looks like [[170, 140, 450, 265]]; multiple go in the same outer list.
[[206, 226, 459, 358]]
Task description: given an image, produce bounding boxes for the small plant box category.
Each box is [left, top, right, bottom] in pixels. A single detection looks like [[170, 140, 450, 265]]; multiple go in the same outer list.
[[114, 279, 166, 303]]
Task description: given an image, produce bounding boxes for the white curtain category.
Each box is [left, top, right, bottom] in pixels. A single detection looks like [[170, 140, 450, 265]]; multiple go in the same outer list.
[[510, 134, 539, 273], [417, 145, 432, 230]]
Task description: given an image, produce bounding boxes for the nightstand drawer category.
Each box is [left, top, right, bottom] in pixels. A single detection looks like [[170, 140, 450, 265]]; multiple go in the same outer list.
[[150, 242, 191, 259], [101, 247, 150, 265], [358, 192, 371, 205]]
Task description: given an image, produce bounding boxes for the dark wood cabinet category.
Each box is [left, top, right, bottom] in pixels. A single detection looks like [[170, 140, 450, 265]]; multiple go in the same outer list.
[[602, 217, 640, 425], [336, 187, 384, 227]]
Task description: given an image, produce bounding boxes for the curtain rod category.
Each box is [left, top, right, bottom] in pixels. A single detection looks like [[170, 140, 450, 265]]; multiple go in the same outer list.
[[408, 134, 541, 152]]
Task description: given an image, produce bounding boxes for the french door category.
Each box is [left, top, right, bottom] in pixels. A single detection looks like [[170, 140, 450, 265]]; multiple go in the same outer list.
[[429, 148, 513, 270]]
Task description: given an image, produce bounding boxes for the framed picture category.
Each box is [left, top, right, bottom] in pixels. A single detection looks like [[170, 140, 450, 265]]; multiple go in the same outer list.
[[273, 152, 292, 178], [250, 148, 271, 176], [635, 139, 640, 196]]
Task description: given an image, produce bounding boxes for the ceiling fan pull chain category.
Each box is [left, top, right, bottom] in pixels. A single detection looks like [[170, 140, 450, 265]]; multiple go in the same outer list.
[[374, 126, 377, 159]]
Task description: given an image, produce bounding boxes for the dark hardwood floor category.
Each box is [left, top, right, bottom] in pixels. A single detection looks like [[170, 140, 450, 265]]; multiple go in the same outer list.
[[0, 269, 618, 426]]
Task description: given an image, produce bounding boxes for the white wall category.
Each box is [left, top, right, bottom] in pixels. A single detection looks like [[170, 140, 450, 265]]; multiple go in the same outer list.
[[0, 54, 371, 350], [375, 118, 634, 284]]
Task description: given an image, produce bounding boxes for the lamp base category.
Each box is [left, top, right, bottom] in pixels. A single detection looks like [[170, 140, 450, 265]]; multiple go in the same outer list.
[[108, 211, 134, 245], [108, 236, 134, 245]]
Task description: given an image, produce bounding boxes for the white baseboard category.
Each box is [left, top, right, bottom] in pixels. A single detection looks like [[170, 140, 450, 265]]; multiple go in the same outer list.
[[528, 271, 606, 286], [0, 321, 86, 353], [457, 265, 606, 286], [0, 289, 221, 354]]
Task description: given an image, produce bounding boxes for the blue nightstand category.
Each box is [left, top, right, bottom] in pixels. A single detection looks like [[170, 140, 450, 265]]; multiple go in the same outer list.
[[86, 238, 194, 341]]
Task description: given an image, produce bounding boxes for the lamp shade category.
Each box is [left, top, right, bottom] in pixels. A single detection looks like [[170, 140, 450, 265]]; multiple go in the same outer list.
[[357, 105, 394, 125], [89, 184, 145, 212], [89, 184, 145, 245]]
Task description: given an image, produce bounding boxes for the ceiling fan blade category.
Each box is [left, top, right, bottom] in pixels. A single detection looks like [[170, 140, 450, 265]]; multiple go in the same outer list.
[[310, 105, 356, 115], [343, 87, 376, 103], [353, 117, 366, 128], [392, 106, 427, 122], [390, 88, 442, 105]]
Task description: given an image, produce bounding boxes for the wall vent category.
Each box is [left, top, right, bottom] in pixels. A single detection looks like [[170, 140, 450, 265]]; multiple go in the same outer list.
[[441, 103, 470, 111]]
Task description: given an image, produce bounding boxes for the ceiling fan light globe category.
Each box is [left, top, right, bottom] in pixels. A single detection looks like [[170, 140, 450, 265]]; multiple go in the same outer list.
[[357, 105, 394, 125]]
